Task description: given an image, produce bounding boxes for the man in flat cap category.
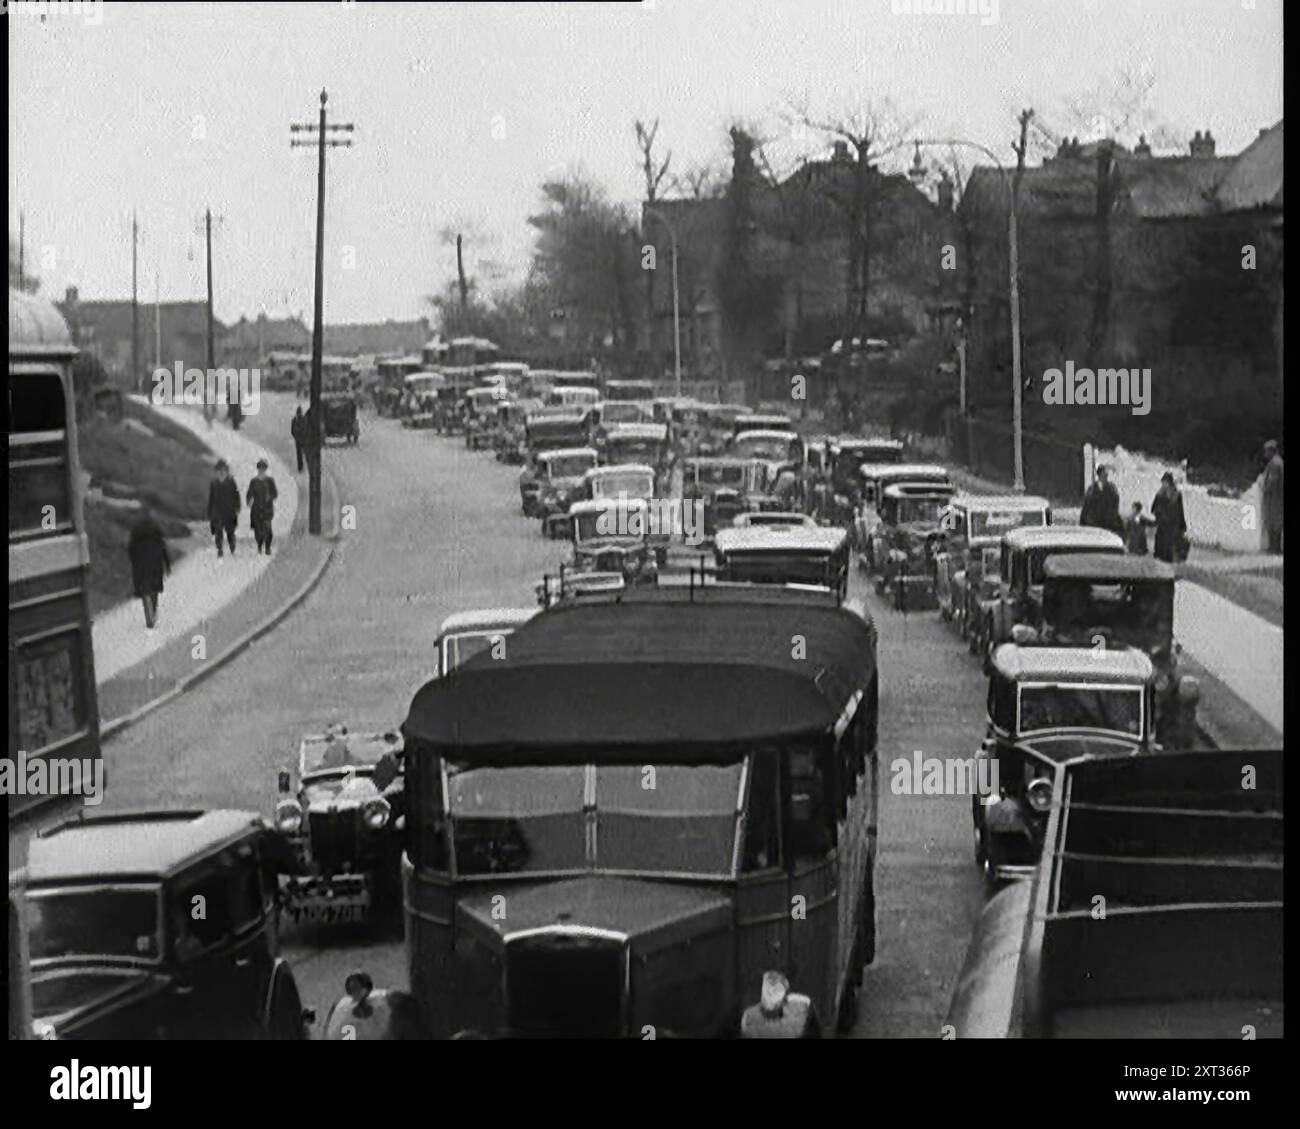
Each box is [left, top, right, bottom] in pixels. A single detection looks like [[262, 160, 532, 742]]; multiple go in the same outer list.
[[247, 457, 279, 555], [1261, 440, 1283, 554], [207, 458, 240, 557]]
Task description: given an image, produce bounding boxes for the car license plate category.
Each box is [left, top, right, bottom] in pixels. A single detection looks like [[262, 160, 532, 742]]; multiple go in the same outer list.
[[286, 896, 369, 926]]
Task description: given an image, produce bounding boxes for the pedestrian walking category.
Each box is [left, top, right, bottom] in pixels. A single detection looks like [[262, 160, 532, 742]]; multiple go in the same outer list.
[[291, 406, 307, 473], [127, 507, 171, 630], [1261, 439, 1283, 554], [1123, 501, 1150, 555], [207, 458, 241, 556], [1080, 464, 1124, 538], [1150, 472, 1188, 564], [247, 458, 278, 555]]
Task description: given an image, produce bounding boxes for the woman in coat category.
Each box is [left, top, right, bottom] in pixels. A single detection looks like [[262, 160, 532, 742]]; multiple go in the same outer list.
[[127, 508, 171, 629], [246, 458, 279, 555], [1150, 472, 1188, 564]]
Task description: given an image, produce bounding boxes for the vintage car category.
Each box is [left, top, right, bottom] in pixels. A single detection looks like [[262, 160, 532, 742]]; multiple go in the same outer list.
[[973, 644, 1156, 886], [682, 456, 771, 541], [714, 524, 850, 600], [976, 525, 1126, 665], [731, 429, 806, 476], [568, 498, 660, 585], [321, 392, 360, 445], [590, 399, 654, 447], [493, 398, 542, 463], [398, 372, 447, 428], [601, 421, 670, 476], [867, 483, 957, 610], [522, 446, 599, 526], [933, 494, 1053, 636], [435, 607, 538, 676], [535, 563, 628, 606], [733, 511, 818, 529], [327, 584, 878, 1037], [693, 403, 748, 456], [522, 407, 590, 462], [274, 725, 406, 927], [828, 438, 905, 506], [565, 462, 670, 563], [464, 386, 509, 450], [851, 463, 953, 549], [23, 809, 309, 1039], [548, 385, 602, 412], [1023, 554, 1198, 747]]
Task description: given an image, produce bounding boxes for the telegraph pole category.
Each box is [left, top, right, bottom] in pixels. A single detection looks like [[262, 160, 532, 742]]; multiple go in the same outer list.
[[204, 208, 216, 427], [1009, 109, 1033, 493], [292, 89, 354, 535], [132, 212, 140, 395], [17, 210, 25, 291]]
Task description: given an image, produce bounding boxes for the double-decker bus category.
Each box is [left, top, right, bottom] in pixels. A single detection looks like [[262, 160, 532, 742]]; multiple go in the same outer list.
[[8, 289, 100, 820]]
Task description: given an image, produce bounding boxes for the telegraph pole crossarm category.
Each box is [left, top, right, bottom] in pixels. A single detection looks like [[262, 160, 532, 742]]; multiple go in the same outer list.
[[290, 89, 354, 536]]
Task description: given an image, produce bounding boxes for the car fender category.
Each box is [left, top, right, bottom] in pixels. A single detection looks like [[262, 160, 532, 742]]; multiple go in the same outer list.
[[263, 958, 304, 1035]]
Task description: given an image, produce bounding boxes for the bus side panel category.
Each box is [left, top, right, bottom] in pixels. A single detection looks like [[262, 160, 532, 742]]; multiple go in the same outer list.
[[789, 857, 837, 1025], [734, 870, 790, 1015], [402, 856, 458, 1039]]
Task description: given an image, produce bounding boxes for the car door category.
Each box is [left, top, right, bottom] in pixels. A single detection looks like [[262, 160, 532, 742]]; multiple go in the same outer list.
[[162, 858, 242, 1039]]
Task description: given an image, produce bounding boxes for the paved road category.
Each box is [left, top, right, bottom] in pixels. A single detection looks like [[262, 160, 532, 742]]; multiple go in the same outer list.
[[88, 394, 986, 1036]]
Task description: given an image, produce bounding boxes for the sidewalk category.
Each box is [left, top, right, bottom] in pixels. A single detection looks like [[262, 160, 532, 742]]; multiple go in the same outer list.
[[93, 399, 299, 685], [93, 400, 338, 733]]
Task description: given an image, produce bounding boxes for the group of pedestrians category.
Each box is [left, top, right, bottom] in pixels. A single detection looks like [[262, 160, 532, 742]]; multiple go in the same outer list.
[[207, 458, 279, 556], [1081, 463, 1189, 564]]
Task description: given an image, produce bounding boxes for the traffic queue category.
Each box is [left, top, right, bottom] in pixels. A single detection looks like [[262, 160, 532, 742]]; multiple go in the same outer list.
[[12, 361, 1217, 1043]]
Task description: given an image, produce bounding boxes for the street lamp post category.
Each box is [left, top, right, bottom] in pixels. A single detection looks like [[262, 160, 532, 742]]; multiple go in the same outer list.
[[911, 136, 1025, 491], [643, 206, 682, 396]]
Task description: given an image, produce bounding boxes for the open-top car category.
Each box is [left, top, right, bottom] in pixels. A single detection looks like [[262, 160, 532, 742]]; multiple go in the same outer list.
[[867, 483, 957, 610], [568, 497, 660, 586], [977, 525, 1125, 666], [23, 809, 309, 1040], [1022, 554, 1198, 747], [934, 494, 1052, 637], [973, 644, 1156, 886], [321, 392, 360, 445], [714, 524, 850, 600], [326, 584, 879, 1038], [519, 445, 598, 519], [274, 725, 406, 929]]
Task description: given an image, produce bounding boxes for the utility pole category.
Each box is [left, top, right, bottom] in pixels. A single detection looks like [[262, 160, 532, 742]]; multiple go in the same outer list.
[[292, 89, 354, 536], [1009, 109, 1033, 493], [204, 208, 216, 427], [456, 233, 469, 311], [132, 212, 140, 395], [154, 256, 161, 373], [17, 210, 24, 291]]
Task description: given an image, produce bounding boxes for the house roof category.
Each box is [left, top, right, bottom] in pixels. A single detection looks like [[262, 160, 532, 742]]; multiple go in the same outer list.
[[1215, 120, 1284, 212]]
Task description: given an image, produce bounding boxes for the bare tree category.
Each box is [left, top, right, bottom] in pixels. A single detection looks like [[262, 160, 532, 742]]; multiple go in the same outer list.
[[634, 119, 674, 363], [784, 94, 919, 344], [672, 160, 725, 200]]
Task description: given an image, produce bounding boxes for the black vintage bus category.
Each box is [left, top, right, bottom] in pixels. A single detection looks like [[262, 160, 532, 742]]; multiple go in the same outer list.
[[328, 583, 880, 1038], [8, 289, 101, 821]]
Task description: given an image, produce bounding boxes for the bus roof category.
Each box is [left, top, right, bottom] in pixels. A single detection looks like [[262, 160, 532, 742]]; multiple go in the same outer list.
[[403, 590, 876, 763], [714, 526, 848, 554], [10, 289, 75, 355]]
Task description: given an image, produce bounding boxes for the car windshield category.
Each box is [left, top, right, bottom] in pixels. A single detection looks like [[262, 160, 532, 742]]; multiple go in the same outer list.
[[606, 441, 659, 464], [545, 456, 595, 479], [694, 464, 745, 487], [734, 436, 793, 461], [574, 509, 641, 544], [591, 471, 654, 499], [446, 762, 742, 877], [603, 403, 648, 423], [28, 887, 161, 963], [896, 497, 946, 524], [1018, 685, 1143, 736], [1044, 579, 1174, 650], [443, 630, 510, 673], [971, 508, 1046, 538]]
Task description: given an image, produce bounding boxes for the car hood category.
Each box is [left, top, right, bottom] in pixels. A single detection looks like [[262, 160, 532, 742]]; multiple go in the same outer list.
[[1016, 732, 1144, 763], [31, 965, 166, 1030], [458, 875, 731, 955]]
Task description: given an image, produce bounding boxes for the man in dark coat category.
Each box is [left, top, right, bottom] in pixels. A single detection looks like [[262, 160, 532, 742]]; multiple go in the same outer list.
[[127, 508, 171, 629], [1080, 464, 1124, 538], [1261, 440, 1283, 554], [207, 459, 240, 556], [1151, 472, 1188, 564], [247, 458, 278, 555], [291, 407, 306, 473]]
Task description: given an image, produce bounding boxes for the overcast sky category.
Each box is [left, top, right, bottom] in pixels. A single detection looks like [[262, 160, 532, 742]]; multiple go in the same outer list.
[[9, 0, 1284, 324]]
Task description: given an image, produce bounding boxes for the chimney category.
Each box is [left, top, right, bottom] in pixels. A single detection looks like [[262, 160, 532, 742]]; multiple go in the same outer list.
[[1133, 134, 1152, 158], [1190, 129, 1216, 158], [936, 173, 954, 212], [832, 140, 850, 162], [65, 285, 79, 306]]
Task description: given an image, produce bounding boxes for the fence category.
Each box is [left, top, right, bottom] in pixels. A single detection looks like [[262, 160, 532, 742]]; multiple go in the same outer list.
[[955, 415, 1086, 503]]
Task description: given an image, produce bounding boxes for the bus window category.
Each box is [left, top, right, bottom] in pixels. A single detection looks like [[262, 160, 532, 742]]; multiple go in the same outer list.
[[742, 750, 782, 872], [9, 373, 72, 540], [786, 746, 833, 860], [406, 744, 449, 872]]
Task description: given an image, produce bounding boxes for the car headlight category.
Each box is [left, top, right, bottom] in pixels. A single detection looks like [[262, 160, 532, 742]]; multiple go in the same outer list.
[[1025, 777, 1053, 813], [361, 797, 391, 830], [275, 799, 303, 834], [32, 1020, 58, 1040]]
